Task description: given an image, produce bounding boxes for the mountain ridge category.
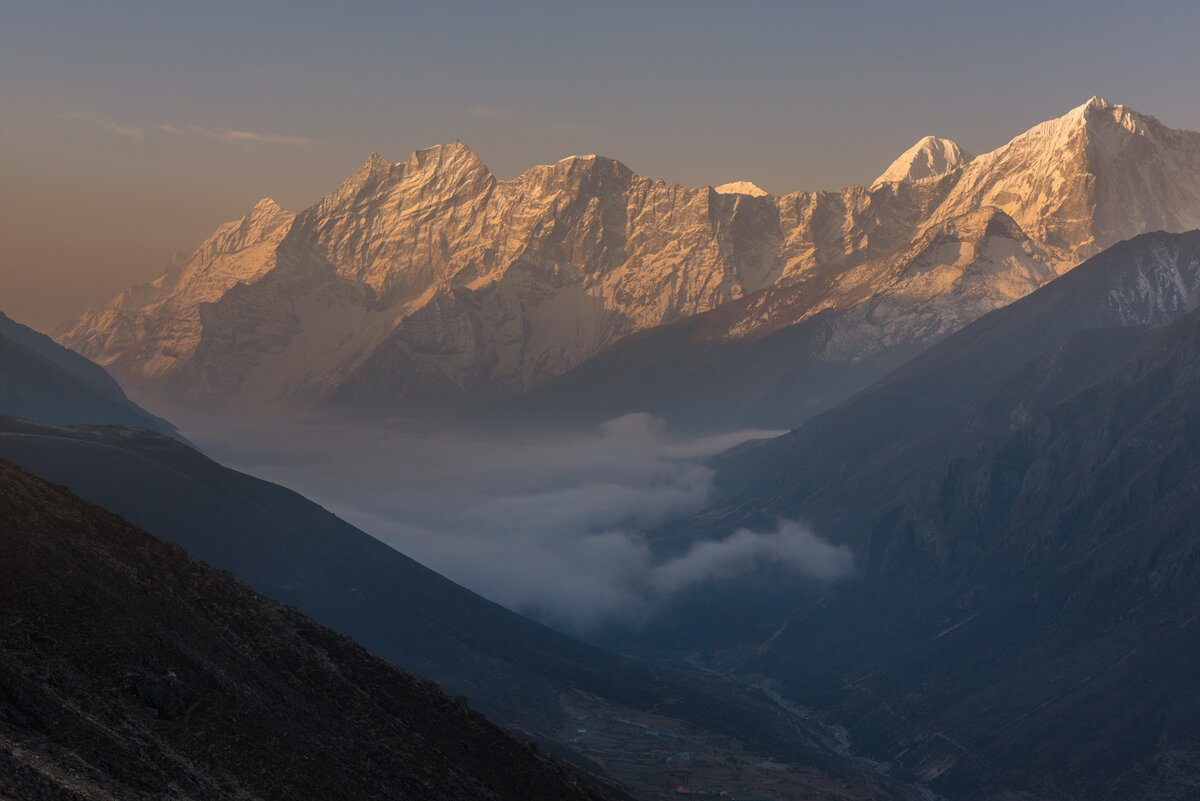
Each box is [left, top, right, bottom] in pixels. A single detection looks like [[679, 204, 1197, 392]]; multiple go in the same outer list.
[[59, 98, 1200, 420]]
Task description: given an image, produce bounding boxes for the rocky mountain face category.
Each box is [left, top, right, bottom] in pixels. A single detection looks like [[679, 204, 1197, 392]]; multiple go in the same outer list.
[[501, 205, 1060, 428], [713, 229, 1200, 501], [610, 231, 1200, 799], [0, 457, 631, 801], [59, 98, 1200, 418]]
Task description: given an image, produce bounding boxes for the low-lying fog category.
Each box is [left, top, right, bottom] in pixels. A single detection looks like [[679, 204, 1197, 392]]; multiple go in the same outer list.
[[182, 413, 852, 632]]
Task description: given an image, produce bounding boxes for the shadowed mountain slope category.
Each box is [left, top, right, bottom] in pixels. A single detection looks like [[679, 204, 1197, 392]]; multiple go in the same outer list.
[[0, 418, 723, 738], [0, 457, 629, 801], [0, 417, 921, 800], [0, 311, 178, 438], [736, 303, 1200, 800], [613, 232, 1200, 799]]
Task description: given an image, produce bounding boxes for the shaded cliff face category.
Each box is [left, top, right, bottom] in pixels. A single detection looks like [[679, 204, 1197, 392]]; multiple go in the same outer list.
[[609, 231, 1200, 800], [60, 99, 1200, 414], [735, 303, 1200, 801], [0, 457, 629, 801]]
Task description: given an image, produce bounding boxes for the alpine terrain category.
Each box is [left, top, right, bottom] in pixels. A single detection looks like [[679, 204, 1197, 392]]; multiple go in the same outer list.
[[611, 230, 1200, 800], [58, 98, 1200, 425]]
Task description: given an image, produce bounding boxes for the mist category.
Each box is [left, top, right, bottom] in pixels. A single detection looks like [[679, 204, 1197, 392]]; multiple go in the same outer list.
[[182, 412, 852, 632]]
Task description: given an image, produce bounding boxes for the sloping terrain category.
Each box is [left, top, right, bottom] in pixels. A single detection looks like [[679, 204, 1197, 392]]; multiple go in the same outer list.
[[0, 417, 919, 800], [733, 303, 1200, 800], [714, 229, 1200, 500], [0, 457, 628, 801], [0, 311, 178, 437], [611, 231, 1200, 798]]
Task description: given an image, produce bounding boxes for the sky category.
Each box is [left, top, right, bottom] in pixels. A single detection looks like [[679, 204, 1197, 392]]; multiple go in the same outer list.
[[4, 0, 1200, 333]]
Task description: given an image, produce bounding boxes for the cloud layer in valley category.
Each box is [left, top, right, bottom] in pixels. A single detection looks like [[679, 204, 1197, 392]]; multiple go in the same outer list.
[[184, 413, 852, 631]]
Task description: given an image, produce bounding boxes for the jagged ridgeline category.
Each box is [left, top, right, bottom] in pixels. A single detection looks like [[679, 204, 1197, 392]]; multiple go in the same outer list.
[[60, 98, 1200, 426]]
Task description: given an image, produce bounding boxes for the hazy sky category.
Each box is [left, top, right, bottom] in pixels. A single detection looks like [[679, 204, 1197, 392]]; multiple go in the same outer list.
[[4, 0, 1200, 333]]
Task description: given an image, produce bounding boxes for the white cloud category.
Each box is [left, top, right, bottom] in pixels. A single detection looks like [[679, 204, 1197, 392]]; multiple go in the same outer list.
[[185, 124, 311, 145], [652, 520, 854, 594], [182, 413, 849, 632], [76, 114, 144, 141], [71, 115, 310, 146]]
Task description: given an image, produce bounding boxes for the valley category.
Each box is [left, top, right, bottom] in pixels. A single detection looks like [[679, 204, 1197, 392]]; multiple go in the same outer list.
[[5, 67, 1200, 800]]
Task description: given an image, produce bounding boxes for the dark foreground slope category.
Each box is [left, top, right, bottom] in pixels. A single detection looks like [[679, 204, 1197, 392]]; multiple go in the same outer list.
[[736, 305, 1200, 800], [0, 419, 720, 735], [619, 232, 1200, 799], [0, 311, 178, 438], [0, 418, 918, 800], [0, 457, 627, 801]]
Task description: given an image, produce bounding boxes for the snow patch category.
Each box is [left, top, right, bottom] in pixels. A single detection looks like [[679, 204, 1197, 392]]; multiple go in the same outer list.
[[714, 181, 768, 197]]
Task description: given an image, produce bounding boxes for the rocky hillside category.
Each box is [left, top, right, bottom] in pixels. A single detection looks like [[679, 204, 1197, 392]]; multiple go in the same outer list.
[[613, 230, 1200, 799], [0, 457, 629, 801], [59, 98, 1200, 417]]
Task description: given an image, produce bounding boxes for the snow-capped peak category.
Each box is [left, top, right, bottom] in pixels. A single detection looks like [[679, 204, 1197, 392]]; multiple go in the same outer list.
[[714, 181, 768, 197], [1079, 95, 1113, 114], [401, 141, 488, 175], [872, 136, 973, 187], [59, 98, 1200, 418]]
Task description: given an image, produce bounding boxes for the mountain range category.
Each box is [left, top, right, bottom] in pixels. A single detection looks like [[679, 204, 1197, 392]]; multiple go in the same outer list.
[[58, 97, 1200, 427], [10, 93, 1200, 800]]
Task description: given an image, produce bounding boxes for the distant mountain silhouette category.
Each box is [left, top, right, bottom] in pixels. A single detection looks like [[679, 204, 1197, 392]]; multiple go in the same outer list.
[[62, 100, 1200, 430]]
